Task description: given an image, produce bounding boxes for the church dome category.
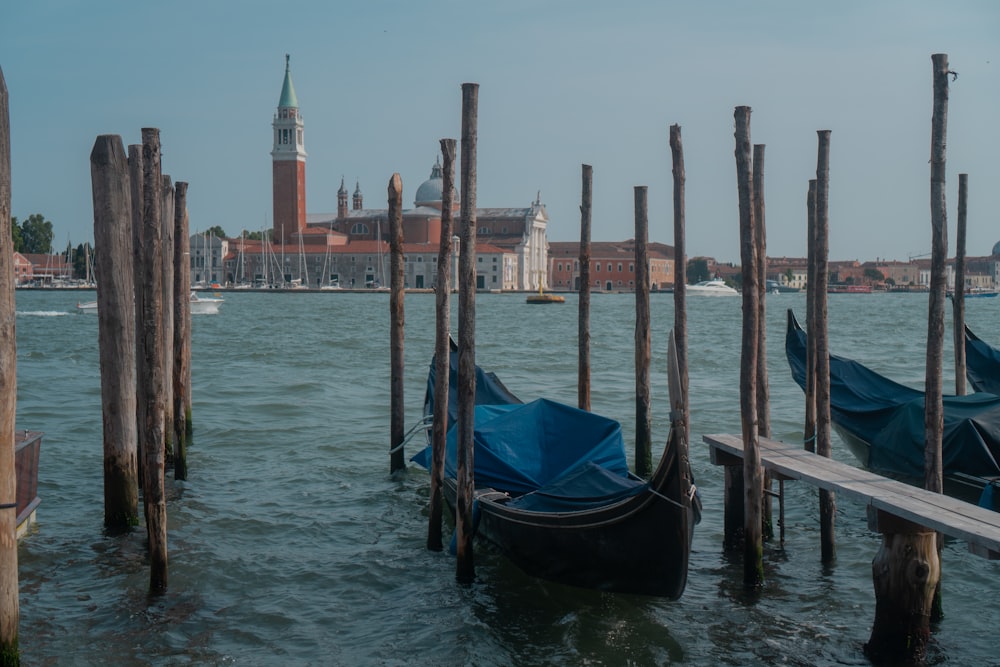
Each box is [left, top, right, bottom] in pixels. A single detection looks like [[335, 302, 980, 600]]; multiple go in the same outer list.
[[414, 157, 457, 208], [993, 240, 1000, 256]]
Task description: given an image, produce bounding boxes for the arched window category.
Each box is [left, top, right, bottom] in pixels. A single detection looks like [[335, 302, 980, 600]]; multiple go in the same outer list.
[[351, 223, 369, 235]]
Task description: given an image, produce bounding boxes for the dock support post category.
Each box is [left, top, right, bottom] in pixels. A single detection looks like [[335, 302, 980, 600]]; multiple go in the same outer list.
[[634, 186, 652, 478], [455, 82, 479, 585], [388, 173, 405, 476], [734, 105, 763, 588], [0, 66, 21, 660], [865, 512, 939, 663], [91, 134, 139, 531], [427, 138, 456, 552], [578, 164, 592, 412]]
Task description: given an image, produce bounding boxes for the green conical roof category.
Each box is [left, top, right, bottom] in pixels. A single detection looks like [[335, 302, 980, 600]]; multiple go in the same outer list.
[[278, 54, 298, 108]]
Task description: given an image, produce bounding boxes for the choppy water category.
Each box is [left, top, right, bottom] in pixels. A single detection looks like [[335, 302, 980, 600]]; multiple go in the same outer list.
[[12, 289, 1000, 666]]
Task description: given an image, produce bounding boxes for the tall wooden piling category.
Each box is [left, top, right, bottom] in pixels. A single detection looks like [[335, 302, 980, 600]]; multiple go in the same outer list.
[[0, 65, 21, 661], [734, 106, 763, 588], [753, 144, 773, 539], [140, 128, 168, 594], [90, 135, 139, 531], [427, 138, 457, 552], [804, 180, 818, 454], [455, 82, 479, 584], [814, 130, 836, 564], [634, 186, 652, 478], [161, 176, 175, 464], [128, 145, 146, 485], [953, 173, 968, 395], [669, 125, 689, 446], [388, 173, 406, 476], [578, 164, 592, 412], [173, 182, 191, 480]]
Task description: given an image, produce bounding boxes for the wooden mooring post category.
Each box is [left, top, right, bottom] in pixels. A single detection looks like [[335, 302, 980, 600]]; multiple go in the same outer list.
[[161, 176, 175, 465], [669, 125, 689, 446], [814, 130, 836, 564], [427, 138, 456, 552], [804, 180, 817, 454], [578, 164, 592, 412], [734, 105, 763, 588], [455, 82, 479, 585], [173, 182, 191, 480], [0, 65, 21, 662], [388, 173, 405, 476], [128, 144, 146, 486], [753, 144, 773, 540], [140, 127, 168, 594], [633, 186, 652, 478], [90, 134, 139, 531], [952, 173, 968, 395]]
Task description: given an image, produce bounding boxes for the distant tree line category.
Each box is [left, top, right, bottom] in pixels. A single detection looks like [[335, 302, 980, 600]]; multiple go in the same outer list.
[[10, 213, 54, 254]]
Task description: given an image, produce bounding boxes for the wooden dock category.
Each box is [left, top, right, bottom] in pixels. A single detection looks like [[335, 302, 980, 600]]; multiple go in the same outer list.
[[705, 433, 1000, 559]]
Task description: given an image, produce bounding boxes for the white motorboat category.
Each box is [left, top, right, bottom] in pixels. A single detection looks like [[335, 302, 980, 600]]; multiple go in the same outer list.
[[686, 279, 738, 296], [78, 292, 224, 315]]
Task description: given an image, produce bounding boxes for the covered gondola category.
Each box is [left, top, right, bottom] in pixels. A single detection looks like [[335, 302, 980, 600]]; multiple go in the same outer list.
[[785, 310, 1000, 508], [964, 325, 1000, 396], [412, 340, 698, 598]]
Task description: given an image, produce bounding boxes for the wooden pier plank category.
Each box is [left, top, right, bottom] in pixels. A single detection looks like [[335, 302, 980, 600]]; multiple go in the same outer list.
[[705, 433, 1000, 558]]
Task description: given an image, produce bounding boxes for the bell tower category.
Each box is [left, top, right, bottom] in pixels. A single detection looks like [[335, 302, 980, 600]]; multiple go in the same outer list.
[[271, 54, 307, 243]]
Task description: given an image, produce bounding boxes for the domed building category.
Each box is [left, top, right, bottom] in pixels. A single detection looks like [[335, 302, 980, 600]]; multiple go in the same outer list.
[[304, 158, 549, 292]]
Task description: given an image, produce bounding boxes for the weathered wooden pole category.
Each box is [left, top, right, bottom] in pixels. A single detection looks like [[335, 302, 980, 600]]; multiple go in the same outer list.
[[953, 173, 968, 395], [734, 106, 763, 588], [388, 173, 406, 476], [634, 186, 652, 478], [804, 180, 818, 454], [128, 144, 146, 486], [160, 176, 175, 465], [578, 164, 592, 412], [140, 127, 168, 594], [814, 130, 836, 564], [90, 135, 139, 531], [926, 52, 951, 625], [669, 125, 690, 447], [173, 182, 191, 480], [753, 143, 772, 540], [427, 138, 456, 552], [455, 82, 479, 584], [0, 66, 21, 663]]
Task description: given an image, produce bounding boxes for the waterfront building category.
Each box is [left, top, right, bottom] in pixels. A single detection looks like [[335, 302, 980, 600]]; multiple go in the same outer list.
[[548, 241, 675, 292], [206, 54, 548, 291]]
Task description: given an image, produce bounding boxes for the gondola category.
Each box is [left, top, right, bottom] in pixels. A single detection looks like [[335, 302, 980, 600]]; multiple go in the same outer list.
[[785, 310, 1000, 508], [411, 338, 699, 598], [964, 325, 1000, 396]]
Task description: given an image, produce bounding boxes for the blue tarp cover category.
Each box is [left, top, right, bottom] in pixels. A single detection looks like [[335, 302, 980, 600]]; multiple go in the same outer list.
[[965, 326, 1000, 396], [412, 398, 632, 497], [786, 311, 1000, 479]]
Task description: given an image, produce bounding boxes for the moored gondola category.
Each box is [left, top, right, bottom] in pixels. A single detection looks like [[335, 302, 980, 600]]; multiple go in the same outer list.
[[412, 338, 699, 598]]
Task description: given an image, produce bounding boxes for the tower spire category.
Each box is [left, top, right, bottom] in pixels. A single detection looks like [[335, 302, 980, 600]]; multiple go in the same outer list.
[[272, 54, 307, 243]]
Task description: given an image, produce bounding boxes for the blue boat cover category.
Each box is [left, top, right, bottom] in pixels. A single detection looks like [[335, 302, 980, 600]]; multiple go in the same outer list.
[[412, 398, 633, 496], [412, 347, 642, 511], [965, 326, 1000, 396], [786, 311, 1000, 479]]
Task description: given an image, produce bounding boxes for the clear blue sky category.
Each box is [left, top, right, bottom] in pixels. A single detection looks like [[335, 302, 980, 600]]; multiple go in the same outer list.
[[2, 1, 998, 263]]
